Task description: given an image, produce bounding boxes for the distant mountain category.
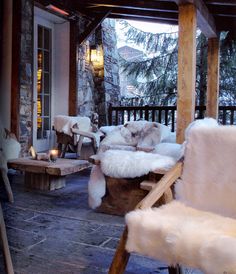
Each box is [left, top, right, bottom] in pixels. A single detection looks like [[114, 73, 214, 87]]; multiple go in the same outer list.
[[118, 45, 145, 61]]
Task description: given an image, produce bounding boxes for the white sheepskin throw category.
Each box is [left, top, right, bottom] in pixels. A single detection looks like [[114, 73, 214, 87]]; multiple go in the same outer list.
[[98, 120, 172, 153], [88, 165, 106, 209], [100, 150, 176, 178], [184, 117, 219, 141], [98, 126, 138, 153], [54, 115, 91, 136], [0, 123, 21, 160], [175, 125, 236, 218], [153, 143, 184, 161], [124, 120, 171, 147], [126, 201, 236, 274]]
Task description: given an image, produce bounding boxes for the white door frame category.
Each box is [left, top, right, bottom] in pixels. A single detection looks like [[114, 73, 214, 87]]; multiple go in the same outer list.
[[33, 12, 55, 152]]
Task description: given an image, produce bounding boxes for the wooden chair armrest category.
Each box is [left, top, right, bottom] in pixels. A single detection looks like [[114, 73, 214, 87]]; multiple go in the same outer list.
[[89, 155, 101, 165], [71, 128, 96, 140], [136, 161, 183, 210]]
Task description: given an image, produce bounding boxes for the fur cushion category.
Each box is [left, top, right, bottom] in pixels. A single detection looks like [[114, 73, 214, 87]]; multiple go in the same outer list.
[[100, 150, 176, 178], [175, 125, 236, 218], [0, 121, 21, 160], [98, 121, 172, 153], [126, 201, 236, 274]]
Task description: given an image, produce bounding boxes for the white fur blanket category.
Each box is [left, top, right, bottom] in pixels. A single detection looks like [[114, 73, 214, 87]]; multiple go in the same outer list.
[[100, 150, 176, 178], [88, 150, 176, 209], [54, 115, 91, 136], [98, 121, 172, 153], [126, 201, 236, 274]]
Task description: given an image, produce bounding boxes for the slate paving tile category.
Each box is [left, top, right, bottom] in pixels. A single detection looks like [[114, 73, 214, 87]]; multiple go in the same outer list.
[[7, 227, 45, 251], [11, 250, 107, 274], [30, 213, 100, 233], [1, 170, 188, 274]]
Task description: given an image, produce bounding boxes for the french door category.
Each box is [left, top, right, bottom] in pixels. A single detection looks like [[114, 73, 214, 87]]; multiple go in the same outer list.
[[33, 16, 53, 152]]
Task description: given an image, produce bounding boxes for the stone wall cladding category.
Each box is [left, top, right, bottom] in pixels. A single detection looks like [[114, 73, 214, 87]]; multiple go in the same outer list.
[[102, 19, 120, 106], [76, 17, 96, 119], [76, 18, 120, 126], [95, 19, 120, 125], [19, 0, 33, 155]]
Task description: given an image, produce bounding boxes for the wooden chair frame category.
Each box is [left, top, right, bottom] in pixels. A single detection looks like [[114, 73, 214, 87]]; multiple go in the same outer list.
[[56, 128, 98, 159], [0, 150, 14, 273], [108, 161, 183, 274]]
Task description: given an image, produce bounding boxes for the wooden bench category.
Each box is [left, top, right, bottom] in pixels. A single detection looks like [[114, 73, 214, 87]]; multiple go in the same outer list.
[[8, 158, 91, 191]]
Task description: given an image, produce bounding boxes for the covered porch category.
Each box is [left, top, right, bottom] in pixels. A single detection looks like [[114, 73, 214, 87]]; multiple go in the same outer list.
[[1, 0, 236, 273]]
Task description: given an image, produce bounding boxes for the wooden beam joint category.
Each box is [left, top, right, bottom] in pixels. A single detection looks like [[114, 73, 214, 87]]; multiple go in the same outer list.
[[78, 11, 111, 44], [174, 0, 217, 38]]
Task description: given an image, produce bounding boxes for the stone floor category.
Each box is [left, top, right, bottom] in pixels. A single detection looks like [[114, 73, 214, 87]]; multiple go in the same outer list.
[[0, 168, 202, 274], [0, 168, 170, 274]]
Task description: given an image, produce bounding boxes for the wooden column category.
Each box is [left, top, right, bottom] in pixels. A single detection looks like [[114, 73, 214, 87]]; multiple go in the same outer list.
[[206, 37, 220, 118], [176, 4, 197, 144], [69, 21, 77, 116], [11, 0, 21, 137]]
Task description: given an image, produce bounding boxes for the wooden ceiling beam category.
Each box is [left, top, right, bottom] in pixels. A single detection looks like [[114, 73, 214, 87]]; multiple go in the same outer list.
[[109, 14, 178, 25], [84, 0, 178, 12], [173, 0, 217, 38], [207, 5, 236, 17], [91, 7, 178, 20], [205, 0, 236, 5], [78, 11, 111, 44]]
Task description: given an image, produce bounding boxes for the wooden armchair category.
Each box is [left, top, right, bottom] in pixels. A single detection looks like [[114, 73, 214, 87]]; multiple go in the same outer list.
[[0, 150, 14, 274], [54, 115, 103, 160], [109, 124, 236, 274]]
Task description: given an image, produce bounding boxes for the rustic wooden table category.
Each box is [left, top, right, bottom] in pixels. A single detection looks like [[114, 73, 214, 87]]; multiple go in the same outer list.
[[8, 158, 91, 191]]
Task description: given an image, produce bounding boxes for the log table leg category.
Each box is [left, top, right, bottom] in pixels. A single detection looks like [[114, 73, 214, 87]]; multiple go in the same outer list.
[[24, 172, 66, 191]]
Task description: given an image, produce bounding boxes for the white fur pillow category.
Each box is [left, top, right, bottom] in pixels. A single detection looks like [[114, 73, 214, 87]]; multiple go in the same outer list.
[[100, 150, 176, 178]]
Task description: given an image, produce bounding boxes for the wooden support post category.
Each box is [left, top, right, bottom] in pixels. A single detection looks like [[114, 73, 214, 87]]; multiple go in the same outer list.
[[176, 4, 197, 144], [69, 21, 77, 116], [11, 0, 21, 138], [206, 37, 220, 118]]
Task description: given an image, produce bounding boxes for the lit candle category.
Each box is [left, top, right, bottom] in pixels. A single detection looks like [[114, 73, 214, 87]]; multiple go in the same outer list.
[[49, 149, 58, 162]]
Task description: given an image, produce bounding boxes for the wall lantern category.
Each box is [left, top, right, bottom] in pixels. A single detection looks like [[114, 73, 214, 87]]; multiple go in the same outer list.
[[90, 45, 104, 68]]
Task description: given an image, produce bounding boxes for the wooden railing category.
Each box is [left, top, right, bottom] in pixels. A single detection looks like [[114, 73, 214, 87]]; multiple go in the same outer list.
[[108, 105, 236, 131]]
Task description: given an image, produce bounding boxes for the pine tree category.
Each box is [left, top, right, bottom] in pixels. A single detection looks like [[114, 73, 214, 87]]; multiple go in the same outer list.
[[118, 20, 236, 107]]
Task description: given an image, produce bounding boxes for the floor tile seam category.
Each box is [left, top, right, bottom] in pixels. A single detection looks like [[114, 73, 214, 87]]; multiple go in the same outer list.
[[9, 236, 46, 253], [98, 237, 113, 247], [63, 238, 116, 251], [6, 224, 46, 237], [26, 238, 47, 251], [7, 205, 125, 226]]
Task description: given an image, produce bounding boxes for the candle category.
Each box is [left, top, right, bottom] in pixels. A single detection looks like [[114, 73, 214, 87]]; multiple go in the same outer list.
[[49, 149, 58, 162]]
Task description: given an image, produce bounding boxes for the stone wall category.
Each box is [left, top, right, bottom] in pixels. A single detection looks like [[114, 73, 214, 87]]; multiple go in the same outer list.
[[93, 19, 120, 126], [73, 18, 120, 126], [19, 0, 33, 155], [76, 18, 96, 118]]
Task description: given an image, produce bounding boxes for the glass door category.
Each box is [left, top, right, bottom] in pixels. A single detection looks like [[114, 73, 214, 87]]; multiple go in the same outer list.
[[33, 16, 53, 152]]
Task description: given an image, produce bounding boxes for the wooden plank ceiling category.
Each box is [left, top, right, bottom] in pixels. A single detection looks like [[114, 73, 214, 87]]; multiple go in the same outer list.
[[35, 0, 236, 35]]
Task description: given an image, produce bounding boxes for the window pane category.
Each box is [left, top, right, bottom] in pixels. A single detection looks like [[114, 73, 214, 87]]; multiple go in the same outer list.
[[37, 127, 43, 139], [44, 28, 50, 50], [44, 117, 50, 131], [44, 51, 49, 72], [37, 95, 42, 118], [38, 50, 43, 69], [38, 26, 43, 48], [44, 95, 50, 116], [44, 73, 50, 94]]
